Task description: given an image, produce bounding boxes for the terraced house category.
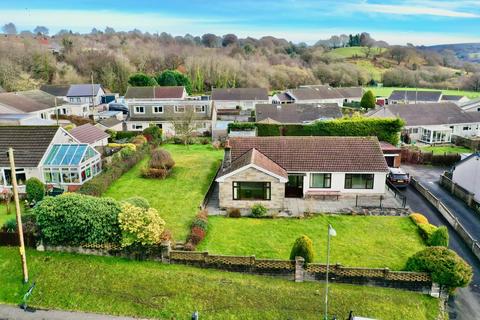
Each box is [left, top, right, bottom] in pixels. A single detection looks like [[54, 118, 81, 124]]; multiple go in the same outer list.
[[125, 86, 213, 136]]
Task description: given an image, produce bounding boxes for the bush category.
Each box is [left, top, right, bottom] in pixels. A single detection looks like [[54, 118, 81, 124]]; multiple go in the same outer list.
[[227, 208, 241, 218], [251, 204, 267, 217], [141, 167, 169, 179], [418, 223, 437, 241], [191, 218, 208, 231], [123, 196, 150, 209], [410, 213, 429, 225], [360, 90, 376, 109], [2, 217, 17, 232], [428, 226, 449, 247], [149, 148, 175, 170], [115, 131, 138, 140], [34, 193, 122, 245], [289, 235, 315, 263], [26, 177, 45, 203], [120, 146, 135, 159], [406, 247, 472, 292], [118, 203, 165, 247], [196, 210, 209, 221], [189, 226, 206, 245], [107, 143, 137, 151], [142, 126, 162, 143]]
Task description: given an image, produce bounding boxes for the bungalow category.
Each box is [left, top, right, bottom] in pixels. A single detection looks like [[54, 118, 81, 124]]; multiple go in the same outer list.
[[388, 90, 442, 104], [215, 136, 388, 210], [367, 103, 480, 144], [212, 88, 269, 110], [0, 126, 102, 193], [0, 92, 60, 120], [451, 153, 480, 202], [39, 84, 70, 101], [67, 84, 105, 106], [125, 86, 212, 135], [300, 85, 364, 103], [461, 97, 480, 113], [255, 103, 342, 124], [273, 86, 344, 106], [70, 123, 110, 148], [96, 117, 124, 132], [441, 94, 469, 105]]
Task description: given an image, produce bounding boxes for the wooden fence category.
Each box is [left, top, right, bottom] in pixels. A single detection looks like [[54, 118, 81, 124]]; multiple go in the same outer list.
[[401, 148, 460, 166], [0, 232, 37, 248]]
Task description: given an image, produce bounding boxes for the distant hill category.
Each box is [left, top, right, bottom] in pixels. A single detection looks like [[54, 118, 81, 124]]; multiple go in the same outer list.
[[420, 43, 480, 63]]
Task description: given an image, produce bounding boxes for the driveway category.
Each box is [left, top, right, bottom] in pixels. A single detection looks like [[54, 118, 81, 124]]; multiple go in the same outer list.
[[401, 164, 480, 320]]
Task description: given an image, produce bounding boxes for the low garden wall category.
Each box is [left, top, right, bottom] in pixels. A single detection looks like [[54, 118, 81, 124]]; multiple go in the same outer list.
[[439, 174, 480, 215]]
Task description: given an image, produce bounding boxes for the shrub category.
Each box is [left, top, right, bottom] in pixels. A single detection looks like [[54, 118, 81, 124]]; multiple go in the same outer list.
[[410, 213, 429, 225], [150, 148, 175, 170], [227, 208, 241, 218], [360, 90, 376, 109], [108, 143, 137, 151], [25, 177, 45, 203], [115, 131, 137, 140], [189, 226, 206, 245], [191, 218, 208, 231], [141, 167, 169, 179], [106, 129, 117, 140], [142, 126, 162, 143], [123, 196, 150, 209], [118, 203, 166, 247], [199, 138, 210, 145], [120, 146, 135, 159], [131, 134, 148, 146], [196, 210, 209, 221], [418, 223, 437, 241], [160, 229, 173, 242], [406, 247, 472, 292], [428, 226, 449, 247], [34, 193, 122, 245], [289, 235, 315, 263], [2, 217, 17, 232], [251, 204, 267, 217]]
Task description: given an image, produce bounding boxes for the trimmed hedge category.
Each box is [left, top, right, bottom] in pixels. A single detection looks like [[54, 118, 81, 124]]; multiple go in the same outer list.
[[255, 117, 404, 145], [228, 122, 256, 133], [26, 177, 45, 203], [409, 213, 429, 225], [428, 226, 449, 247], [290, 235, 314, 263]]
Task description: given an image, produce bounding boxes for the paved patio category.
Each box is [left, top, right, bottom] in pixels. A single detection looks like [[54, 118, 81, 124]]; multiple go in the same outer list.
[[206, 183, 406, 216]]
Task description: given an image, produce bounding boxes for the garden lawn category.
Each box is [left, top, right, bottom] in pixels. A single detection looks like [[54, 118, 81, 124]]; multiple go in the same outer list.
[[420, 145, 473, 155], [103, 144, 223, 240], [0, 247, 439, 320], [0, 203, 24, 227], [198, 215, 425, 270], [368, 86, 480, 99]]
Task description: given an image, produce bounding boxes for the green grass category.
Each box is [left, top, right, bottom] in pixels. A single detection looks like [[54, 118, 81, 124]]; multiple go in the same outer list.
[[198, 215, 425, 270], [103, 144, 223, 240], [367, 86, 480, 99], [329, 46, 386, 59], [0, 203, 24, 227], [0, 247, 439, 320], [354, 60, 384, 81], [420, 145, 473, 155]]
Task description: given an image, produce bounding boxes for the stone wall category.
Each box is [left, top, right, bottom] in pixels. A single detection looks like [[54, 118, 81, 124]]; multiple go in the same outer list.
[[218, 167, 285, 209]]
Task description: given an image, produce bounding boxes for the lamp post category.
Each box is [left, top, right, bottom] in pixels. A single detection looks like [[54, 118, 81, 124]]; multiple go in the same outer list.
[[324, 224, 336, 320]]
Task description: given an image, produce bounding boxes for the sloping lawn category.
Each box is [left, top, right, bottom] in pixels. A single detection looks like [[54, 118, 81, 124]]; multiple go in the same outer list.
[[0, 247, 439, 320], [103, 144, 223, 240], [420, 146, 473, 155], [198, 215, 425, 270]]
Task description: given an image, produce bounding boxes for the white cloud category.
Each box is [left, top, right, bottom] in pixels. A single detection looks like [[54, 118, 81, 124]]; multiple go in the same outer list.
[[354, 2, 479, 18]]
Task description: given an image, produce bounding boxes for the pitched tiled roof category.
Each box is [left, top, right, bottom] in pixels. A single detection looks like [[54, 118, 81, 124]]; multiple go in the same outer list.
[[0, 126, 59, 167], [70, 123, 109, 144], [125, 86, 185, 99], [388, 90, 442, 102], [212, 88, 268, 101], [441, 94, 466, 101], [40, 84, 70, 97], [369, 103, 480, 126], [15, 90, 56, 107], [256, 103, 342, 123], [0, 93, 52, 113], [125, 87, 154, 99], [67, 84, 102, 97], [218, 148, 288, 179], [334, 87, 364, 99], [227, 136, 388, 173], [97, 117, 122, 128], [288, 87, 343, 100]]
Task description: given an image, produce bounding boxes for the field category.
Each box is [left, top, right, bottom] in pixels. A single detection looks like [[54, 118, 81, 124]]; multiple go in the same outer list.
[[198, 215, 425, 270], [103, 144, 223, 240], [420, 145, 473, 155], [329, 46, 387, 59], [367, 86, 480, 99], [0, 247, 439, 320]]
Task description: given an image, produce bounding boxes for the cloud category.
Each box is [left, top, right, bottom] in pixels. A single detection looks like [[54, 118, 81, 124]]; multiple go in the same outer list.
[[354, 2, 480, 18]]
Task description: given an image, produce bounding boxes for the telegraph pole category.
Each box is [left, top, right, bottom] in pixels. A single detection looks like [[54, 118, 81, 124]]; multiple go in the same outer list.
[[8, 148, 29, 283], [91, 72, 96, 124]]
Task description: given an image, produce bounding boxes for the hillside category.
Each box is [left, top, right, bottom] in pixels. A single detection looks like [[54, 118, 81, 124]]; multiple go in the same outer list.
[[422, 43, 480, 63]]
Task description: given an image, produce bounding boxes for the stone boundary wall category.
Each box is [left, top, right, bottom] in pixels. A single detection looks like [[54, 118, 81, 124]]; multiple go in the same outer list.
[[439, 174, 480, 216], [411, 177, 480, 262]]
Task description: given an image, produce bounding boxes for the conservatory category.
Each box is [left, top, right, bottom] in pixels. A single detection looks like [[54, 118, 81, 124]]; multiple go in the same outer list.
[[41, 143, 102, 185]]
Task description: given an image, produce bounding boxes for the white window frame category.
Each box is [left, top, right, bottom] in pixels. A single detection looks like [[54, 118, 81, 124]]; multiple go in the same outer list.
[[134, 106, 145, 114], [153, 106, 164, 114], [195, 105, 206, 113], [174, 105, 185, 113]]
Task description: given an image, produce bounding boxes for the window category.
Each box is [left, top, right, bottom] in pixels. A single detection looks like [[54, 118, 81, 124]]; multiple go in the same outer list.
[[310, 173, 331, 188], [69, 98, 74, 103], [463, 126, 472, 131], [174, 105, 185, 113], [134, 106, 145, 114], [4, 169, 27, 186], [233, 182, 271, 200], [76, 97, 81, 103], [132, 124, 143, 130], [153, 106, 163, 113], [195, 105, 206, 113], [345, 174, 374, 189]]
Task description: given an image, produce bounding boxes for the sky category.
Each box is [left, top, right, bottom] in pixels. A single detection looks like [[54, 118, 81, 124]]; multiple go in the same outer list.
[[0, 0, 479, 45]]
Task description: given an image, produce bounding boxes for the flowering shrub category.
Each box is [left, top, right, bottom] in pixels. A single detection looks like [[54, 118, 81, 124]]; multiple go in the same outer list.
[[118, 203, 166, 247], [107, 143, 137, 151], [184, 210, 209, 250], [131, 135, 148, 146], [409, 213, 428, 225]]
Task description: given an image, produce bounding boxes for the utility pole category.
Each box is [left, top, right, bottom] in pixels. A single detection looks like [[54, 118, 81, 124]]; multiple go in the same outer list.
[[54, 97, 59, 126], [91, 72, 96, 124], [8, 148, 29, 283]]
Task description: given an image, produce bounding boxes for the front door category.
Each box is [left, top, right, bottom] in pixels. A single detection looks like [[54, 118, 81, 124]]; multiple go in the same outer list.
[[285, 175, 304, 198]]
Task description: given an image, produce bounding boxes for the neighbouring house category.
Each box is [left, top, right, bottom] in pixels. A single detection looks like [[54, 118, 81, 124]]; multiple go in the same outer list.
[[461, 97, 480, 113], [215, 136, 389, 210], [0, 92, 61, 120], [67, 84, 105, 106], [273, 86, 344, 106], [367, 102, 480, 144], [0, 126, 102, 193], [255, 103, 342, 124], [451, 153, 480, 202], [212, 88, 269, 110], [299, 85, 364, 104], [380, 141, 402, 168], [96, 117, 124, 132], [39, 84, 70, 101], [0, 114, 55, 126], [388, 90, 442, 104], [441, 94, 470, 105], [70, 123, 110, 148], [125, 86, 212, 135]]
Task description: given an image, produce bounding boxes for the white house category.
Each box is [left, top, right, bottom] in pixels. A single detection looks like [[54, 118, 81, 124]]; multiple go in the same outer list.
[[272, 86, 345, 106], [451, 153, 480, 202], [367, 102, 480, 144], [212, 88, 269, 110], [215, 136, 388, 210], [0, 126, 102, 193], [461, 98, 480, 113], [388, 90, 442, 104], [67, 84, 105, 106]]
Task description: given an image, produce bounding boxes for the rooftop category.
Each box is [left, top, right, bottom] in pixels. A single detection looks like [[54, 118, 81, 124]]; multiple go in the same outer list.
[[388, 90, 442, 102], [124, 86, 185, 99], [288, 87, 344, 100], [0, 92, 52, 113], [256, 103, 342, 124], [211, 88, 268, 101], [67, 84, 102, 97], [39, 84, 70, 97], [70, 123, 110, 144]]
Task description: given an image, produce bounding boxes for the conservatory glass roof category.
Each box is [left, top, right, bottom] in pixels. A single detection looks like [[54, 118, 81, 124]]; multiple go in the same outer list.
[[43, 144, 98, 166]]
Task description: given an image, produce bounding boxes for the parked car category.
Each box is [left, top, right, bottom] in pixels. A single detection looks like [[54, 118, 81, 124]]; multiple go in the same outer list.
[[387, 167, 410, 188], [108, 103, 129, 115]]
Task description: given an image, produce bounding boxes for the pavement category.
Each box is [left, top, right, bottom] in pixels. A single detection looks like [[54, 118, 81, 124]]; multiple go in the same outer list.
[[0, 304, 146, 320], [401, 164, 480, 320]]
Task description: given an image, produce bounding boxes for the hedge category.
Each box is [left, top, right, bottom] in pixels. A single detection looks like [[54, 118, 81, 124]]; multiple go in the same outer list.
[[228, 122, 256, 133], [255, 117, 404, 145]]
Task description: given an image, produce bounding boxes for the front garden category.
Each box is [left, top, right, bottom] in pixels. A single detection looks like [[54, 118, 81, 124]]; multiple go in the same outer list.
[[198, 215, 425, 270], [0, 247, 440, 320], [103, 144, 223, 240], [420, 145, 473, 155]]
